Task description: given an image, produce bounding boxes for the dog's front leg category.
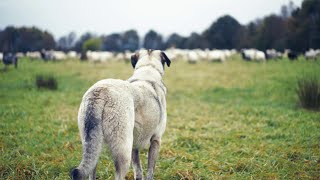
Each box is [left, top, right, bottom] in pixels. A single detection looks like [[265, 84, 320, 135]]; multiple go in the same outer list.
[[146, 137, 161, 180], [132, 149, 143, 180]]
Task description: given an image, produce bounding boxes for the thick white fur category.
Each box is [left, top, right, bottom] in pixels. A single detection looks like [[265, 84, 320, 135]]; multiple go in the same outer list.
[[73, 49, 168, 180]]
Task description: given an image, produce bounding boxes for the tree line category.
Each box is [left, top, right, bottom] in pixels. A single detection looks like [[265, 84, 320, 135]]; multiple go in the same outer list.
[[0, 0, 319, 53]]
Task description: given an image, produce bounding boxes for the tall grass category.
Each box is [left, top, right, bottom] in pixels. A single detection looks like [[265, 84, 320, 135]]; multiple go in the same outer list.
[[297, 74, 320, 110]]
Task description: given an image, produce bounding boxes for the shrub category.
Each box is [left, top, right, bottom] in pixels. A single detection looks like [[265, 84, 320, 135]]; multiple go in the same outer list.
[[35, 75, 58, 90], [296, 74, 320, 110], [82, 38, 102, 51]]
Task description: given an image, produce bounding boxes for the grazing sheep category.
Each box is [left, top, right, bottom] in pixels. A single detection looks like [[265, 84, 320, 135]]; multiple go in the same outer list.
[[40, 50, 52, 60], [67, 51, 79, 59], [164, 48, 236, 63], [71, 49, 171, 180], [165, 48, 188, 61], [305, 49, 320, 60], [39, 50, 68, 61], [255, 51, 266, 61], [187, 50, 199, 64], [0, 53, 3, 60], [241, 49, 266, 61], [266, 49, 282, 60], [51, 51, 67, 60], [86, 51, 114, 63], [223, 49, 231, 58], [198, 50, 208, 61], [114, 52, 126, 61], [16, 52, 25, 58], [27, 51, 42, 59], [230, 49, 237, 56], [207, 49, 226, 62], [163, 48, 177, 61]]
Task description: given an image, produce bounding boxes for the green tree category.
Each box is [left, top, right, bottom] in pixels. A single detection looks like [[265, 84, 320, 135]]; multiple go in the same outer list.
[[74, 32, 94, 52], [143, 30, 163, 50], [57, 32, 76, 51], [165, 33, 186, 49], [202, 15, 242, 49], [122, 30, 139, 51], [184, 32, 209, 49], [0, 26, 55, 52], [102, 33, 122, 52], [255, 15, 287, 51], [82, 38, 102, 51], [287, 0, 320, 51]]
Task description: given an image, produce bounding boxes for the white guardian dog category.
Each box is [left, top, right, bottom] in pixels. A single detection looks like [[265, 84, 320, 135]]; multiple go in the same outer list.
[[71, 49, 171, 180]]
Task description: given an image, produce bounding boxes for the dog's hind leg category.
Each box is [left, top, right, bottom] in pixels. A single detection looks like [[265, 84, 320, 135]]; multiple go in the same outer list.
[[108, 127, 133, 180], [109, 121, 134, 180], [89, 165, 97, 180], [146, 136, 161, 180], [132, 149, 143, 180], [113, 149, 131, 180], [102, 98, 134, 179]]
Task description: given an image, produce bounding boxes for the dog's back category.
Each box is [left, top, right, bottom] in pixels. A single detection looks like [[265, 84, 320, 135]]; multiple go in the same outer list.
[[129, 78, 167, 149], [73, 79, 135, 179]]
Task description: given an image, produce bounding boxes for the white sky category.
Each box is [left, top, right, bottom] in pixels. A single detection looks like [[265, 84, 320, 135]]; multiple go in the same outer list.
[[0, 0, 303, 39]]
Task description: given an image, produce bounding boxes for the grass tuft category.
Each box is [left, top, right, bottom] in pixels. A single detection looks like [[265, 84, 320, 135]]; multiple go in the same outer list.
[[35, 74, 58, 90], [297, 74, 320, 110]]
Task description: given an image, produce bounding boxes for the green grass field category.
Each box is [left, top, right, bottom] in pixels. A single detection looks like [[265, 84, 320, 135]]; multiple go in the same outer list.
[[1, 56, 319, 179]]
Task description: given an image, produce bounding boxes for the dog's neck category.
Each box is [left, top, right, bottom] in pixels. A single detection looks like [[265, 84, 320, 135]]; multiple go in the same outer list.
[[128, 65, 163, 83]]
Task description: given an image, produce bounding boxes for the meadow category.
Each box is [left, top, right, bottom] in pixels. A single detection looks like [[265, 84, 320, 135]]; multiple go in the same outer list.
[[0, 56, 319, 179]]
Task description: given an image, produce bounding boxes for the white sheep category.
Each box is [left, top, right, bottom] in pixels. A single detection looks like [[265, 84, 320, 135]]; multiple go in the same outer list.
[[241, 49, 266, 61], [266, 49, 282, 59], [114, 53, 126, 61], [194, 49, 208, 61], [51, 51, 67, 60], [187, 50, 199, 64], [305, 49, 320, 60], [207, 49, 226, 62], [86, 51, 114, 62], [16, 52, 25, 58], [67, 51, 79, 59], [26, 51, 42, 59]]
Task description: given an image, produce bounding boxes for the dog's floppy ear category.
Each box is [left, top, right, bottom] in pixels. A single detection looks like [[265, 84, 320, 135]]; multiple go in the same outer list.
[[131, 52, 139, 68], [161, 51, 171, 67]]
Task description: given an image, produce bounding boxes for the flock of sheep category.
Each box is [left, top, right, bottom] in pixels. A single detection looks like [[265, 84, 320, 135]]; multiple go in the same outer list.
[[1, 48, 319, 67]]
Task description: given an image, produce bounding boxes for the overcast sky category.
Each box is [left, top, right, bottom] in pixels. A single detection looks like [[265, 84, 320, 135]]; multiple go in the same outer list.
[[0, 0, 303, 39]]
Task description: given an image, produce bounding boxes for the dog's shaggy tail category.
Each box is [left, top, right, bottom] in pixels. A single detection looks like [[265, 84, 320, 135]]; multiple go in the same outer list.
[[71, 88, 106, 180]]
